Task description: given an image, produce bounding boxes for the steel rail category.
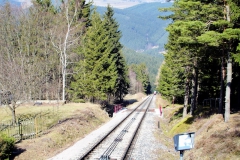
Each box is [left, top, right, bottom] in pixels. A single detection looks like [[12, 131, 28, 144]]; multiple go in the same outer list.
[[79, 95, 152, 160], [99, 96, 153, 159], [83, 95, 154, 160]]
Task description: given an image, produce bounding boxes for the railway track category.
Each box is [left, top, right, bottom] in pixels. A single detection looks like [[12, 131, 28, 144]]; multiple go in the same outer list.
[[81, 95, 154, 160], [48, 95, 155, 160]]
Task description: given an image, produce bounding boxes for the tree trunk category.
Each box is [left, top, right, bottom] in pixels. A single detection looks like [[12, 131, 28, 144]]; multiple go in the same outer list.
[[62, 63, 66, 101], [225, 53, 232, 122], [9, 105, 16, 124], [183, 78, 190, 117], [219, 56, 225, 113], [224, 5, 231, 122], [183, 66, 190, 117], [190, 59, 198, 115]]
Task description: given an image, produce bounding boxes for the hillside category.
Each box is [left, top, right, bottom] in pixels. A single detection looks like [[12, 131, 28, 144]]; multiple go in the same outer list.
[[155, 95, 240, 160], [97, 2, 172, 51], [1, 1, 172, 51]]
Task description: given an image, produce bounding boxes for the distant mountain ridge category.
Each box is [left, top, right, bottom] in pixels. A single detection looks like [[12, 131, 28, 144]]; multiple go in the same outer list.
[[1, 1, 172, 52], [97, 2, 172, 51], [88, 0, 170, 9]]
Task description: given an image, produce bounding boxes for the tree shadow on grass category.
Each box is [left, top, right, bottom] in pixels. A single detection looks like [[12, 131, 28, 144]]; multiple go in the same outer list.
[[169, 107, 183, 123], [184, 116, 194, 124], [9, 147, 26, 160], [194, 105, 214, 119], [169, 105, 214, 123]]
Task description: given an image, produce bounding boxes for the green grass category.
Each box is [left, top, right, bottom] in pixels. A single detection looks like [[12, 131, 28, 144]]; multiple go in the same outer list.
[[169, 116, 194, 136]]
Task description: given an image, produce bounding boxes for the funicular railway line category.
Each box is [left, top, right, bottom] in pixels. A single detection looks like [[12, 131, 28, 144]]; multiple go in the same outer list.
[[81, 95, 154, 160], [49, 95, 154, 160]]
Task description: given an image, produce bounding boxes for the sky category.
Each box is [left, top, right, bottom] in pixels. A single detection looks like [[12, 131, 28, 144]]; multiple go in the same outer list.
[[8, 0, 167, 9], [13, 0, 149, 9], [14, 0, 32, 8], [15, 0, 31, 3]]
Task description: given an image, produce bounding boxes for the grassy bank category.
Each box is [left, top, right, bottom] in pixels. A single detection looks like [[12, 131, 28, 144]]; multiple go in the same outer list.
[[0, 93, 146, 160], [155, 94, 240, 160], [1, 103, 110, 160]]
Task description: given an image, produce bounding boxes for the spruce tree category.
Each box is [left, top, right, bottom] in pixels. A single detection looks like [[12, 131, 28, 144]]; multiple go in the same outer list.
[[71, 8, 123, 103], [103, 5, 129, 102], [80, 10, 108, 101]]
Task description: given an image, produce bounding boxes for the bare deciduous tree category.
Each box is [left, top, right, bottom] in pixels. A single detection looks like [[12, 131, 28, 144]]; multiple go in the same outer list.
[[50, 1, 83, 101]]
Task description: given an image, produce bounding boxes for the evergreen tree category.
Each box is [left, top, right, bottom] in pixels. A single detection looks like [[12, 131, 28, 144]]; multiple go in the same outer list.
[[159, 0, 226, 116], [157, 54, 184, 103], [197, 0, 240, 121], [75, 10, 108, 101], [103, 5, 129, 102], [70, 6, 129, 103], [159, 0, 240, 119], [70, 9, 119, 103]]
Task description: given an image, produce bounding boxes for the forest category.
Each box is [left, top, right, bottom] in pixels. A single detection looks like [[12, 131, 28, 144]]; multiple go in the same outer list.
[[0, 1, 171, 99], [156, 0, 240, 122], [96, 2, 172, 90], [122, 47, 164, 91], [0, 0, 154, 123]]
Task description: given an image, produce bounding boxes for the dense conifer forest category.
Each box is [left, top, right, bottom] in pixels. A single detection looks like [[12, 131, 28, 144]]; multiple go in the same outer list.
[[157, 0, 240, 121]]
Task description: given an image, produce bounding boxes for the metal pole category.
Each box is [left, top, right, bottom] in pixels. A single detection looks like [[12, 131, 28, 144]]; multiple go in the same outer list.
[[180, 150, 184, 160]]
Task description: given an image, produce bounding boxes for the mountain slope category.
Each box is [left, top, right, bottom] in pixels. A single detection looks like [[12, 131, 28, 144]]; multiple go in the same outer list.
[[90, 0, 169, 9], [97, 2, 172, 51]]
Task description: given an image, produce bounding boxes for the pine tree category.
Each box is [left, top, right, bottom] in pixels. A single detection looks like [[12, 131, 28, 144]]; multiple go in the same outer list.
[[159, 0, 226, 116], [197, 0, 240, 121], [159, 0, 240, 119]]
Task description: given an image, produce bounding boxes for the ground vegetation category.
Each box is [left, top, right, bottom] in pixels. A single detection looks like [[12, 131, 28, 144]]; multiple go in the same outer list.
[[155, 94, 240, 160]]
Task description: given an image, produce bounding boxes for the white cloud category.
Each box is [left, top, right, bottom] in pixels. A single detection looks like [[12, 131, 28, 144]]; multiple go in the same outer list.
[[16, 0, 32, 8], [16, 0, 31, 2]]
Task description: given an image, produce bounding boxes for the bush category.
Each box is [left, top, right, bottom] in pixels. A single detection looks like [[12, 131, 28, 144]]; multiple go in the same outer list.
[[0, 134, 15, 159], [72, 99, 85, 103]]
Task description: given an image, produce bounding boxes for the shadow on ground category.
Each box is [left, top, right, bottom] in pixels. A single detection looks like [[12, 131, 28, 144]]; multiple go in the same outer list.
[[101, 99, 138, 117], [9, 147, 26, 160]]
